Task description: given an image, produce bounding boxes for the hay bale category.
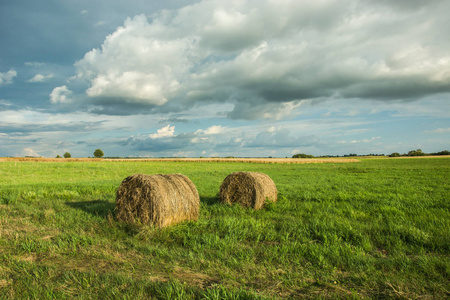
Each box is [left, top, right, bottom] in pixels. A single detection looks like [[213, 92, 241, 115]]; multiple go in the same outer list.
[[219, 172, 277, 209], [115, 174, 200, 227]]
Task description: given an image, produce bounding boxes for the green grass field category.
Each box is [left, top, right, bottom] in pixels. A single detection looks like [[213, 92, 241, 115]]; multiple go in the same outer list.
[[0, 158, 449, 299]]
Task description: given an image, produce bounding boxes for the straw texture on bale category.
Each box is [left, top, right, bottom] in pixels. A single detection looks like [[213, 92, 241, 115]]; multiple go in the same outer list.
[[219, 172, 277, 210], [116, 174, 200, 227]]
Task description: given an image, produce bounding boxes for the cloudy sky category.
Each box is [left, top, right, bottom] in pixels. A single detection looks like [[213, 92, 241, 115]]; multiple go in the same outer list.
[[1, 0, 449, 158]]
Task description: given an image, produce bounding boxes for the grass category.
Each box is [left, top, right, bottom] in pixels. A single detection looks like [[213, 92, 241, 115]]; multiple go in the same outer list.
[[0, 157, 449, 299]]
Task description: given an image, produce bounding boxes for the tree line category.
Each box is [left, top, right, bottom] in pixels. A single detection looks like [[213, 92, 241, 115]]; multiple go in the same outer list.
[[388, 149, 449, 157], [56, 149, 104, 158], [53, 148, 449, 159], [292, 149, 449, 158]]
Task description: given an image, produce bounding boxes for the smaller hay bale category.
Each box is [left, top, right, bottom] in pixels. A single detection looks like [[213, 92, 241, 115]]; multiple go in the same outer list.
[[115, 174, 200, 227], [219, 172, 277, 210]]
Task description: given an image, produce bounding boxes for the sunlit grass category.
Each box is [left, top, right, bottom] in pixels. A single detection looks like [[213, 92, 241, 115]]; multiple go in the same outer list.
[[0, 158, 449, 299]]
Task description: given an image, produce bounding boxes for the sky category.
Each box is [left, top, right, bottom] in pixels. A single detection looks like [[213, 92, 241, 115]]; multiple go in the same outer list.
[[1, 0, 449, 158]]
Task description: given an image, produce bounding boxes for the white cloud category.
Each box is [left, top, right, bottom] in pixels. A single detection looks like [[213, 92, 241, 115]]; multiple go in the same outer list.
[[196, 125, 225, 135], [22, 148, 40, 157], [94, 21, 106, 27], [28, 73, 54, 83], [0, 69, 17, 85], [0, 108, 141, 157], [0, 99, 12, 107], [190, 136, 208, 144], [149, 125, 175, 139], [75, 14, 192, 106], [204, 125, 224, 135], [338, 136, 381, 144], [424, 128, 450, 134], [50, 86, 72, 104], [25, 62, 46, 67], [56, 0, 450, 119]]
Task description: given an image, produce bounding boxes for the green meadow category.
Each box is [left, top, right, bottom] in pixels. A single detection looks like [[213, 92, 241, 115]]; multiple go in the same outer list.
[[0, 158, 449, 299]]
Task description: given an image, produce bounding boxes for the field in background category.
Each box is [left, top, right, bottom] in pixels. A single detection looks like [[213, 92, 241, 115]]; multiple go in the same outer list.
[[0, 158, 449, 299], [0, 157, 360, 164]]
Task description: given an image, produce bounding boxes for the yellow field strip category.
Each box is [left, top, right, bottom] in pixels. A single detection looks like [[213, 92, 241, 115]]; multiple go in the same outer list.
[[0, 157, 359, 164]]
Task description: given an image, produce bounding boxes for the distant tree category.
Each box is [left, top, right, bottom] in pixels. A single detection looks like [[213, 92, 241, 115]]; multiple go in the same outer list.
[[389, 152, 401, 157], [430, 150, 450, 156], [93, 149, 104, 158], [292, 153, 314, 158], [407, 149, 426, 156], [64, 152, 71, 158], [56, 155, 61, 158]]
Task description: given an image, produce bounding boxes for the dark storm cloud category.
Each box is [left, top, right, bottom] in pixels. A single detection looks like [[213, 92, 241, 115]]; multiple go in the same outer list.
[[121, 134, 194, 152], [0, 0, 200, 111], [158, 116, 190, 124], [365, 0, 445, 10], [120, 124, 322, 156], [49, 0, 450, 119], [2, 0, 449, 158], [0, 0, 197, 66]]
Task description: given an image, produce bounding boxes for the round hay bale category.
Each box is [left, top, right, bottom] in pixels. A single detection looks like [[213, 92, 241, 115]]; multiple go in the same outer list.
[[219, 172, 277, 210], [115, 174, 200, 227]]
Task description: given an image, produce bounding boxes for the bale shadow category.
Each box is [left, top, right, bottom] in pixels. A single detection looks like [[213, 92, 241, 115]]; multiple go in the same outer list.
[[200, 196, 220, 206], [65, 200, 115, 218]]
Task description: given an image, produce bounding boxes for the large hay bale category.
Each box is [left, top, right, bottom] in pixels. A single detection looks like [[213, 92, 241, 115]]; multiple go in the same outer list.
[[219, 172, 277, 209], [116, 174, 200, 227]]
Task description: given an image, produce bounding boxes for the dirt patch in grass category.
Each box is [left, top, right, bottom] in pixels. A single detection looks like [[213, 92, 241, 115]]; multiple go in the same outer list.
[[172, 266, 219, 288], [0, 279, 12, 288], [17, 254, 37, 263], [21, 243, 221, 291], [35, 253, 220, 292]]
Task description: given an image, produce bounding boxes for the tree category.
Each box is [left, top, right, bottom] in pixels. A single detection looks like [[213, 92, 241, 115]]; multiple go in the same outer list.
[[389, 152, 401, 157], [434, 150, 450, 156], [64, 152, 71, 158], [56, 155, 61, 158], [292, 153, 314, 158], [93, 149, 104, 158], [407, 149, 425, 156]]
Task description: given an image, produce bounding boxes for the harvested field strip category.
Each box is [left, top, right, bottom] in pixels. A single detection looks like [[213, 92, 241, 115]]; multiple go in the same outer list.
[[0, 157, 359, 164], [109, 158, 360, 164]]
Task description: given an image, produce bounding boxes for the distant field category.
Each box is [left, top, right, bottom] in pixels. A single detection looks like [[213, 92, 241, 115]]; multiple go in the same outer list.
[[0, 157, 360, 164], [0, 158, 449, 299]]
